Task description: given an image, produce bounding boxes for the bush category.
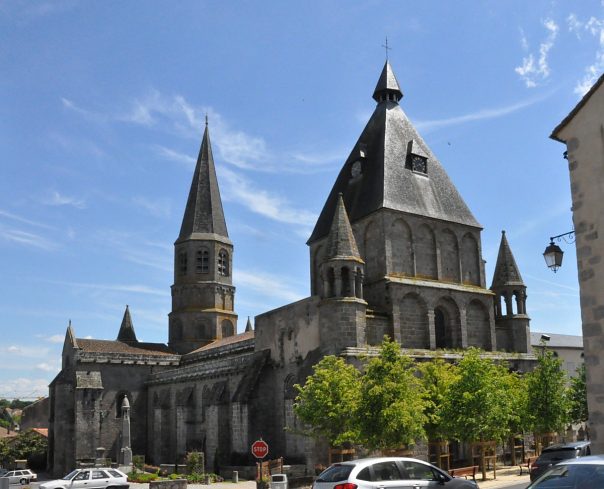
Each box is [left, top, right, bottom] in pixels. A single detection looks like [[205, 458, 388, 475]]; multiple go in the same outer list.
[[128, 472, 158, 483], [186, 451, 205, 475], [132, 455, 145, 470]]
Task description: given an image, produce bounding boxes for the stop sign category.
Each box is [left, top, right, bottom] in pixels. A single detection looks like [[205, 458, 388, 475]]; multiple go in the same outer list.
[[251, 439, 269, 459]]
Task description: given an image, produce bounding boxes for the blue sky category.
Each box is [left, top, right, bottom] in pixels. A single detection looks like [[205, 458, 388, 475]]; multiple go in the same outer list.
[[2, 0, 603, 399]]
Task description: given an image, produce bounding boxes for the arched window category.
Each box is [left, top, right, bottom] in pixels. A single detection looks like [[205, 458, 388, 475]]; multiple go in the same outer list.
[[218, 250, 229, 276], [196, 248, 209, 273]]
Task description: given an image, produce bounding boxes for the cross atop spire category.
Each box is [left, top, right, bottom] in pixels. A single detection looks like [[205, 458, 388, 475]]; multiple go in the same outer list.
[[178, 122, 229, 240], [382, 36, 392, 60]]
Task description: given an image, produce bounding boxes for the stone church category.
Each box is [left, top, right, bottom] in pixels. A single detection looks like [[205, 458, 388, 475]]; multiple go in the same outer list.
[[48, 61, 534, 476]]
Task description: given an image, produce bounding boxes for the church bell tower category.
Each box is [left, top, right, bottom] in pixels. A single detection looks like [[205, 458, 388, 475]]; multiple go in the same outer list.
[[169, 119, 237, 354]]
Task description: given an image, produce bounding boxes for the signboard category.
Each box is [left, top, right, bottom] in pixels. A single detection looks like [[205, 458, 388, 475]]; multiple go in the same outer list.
[[251, 439, 269, 459]]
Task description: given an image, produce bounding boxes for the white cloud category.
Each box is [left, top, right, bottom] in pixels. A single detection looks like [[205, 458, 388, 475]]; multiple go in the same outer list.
[[2, 345, 51, 358], [0, 225, 58, 251], [46, 334, 65, 344], [415, 93, 550, 132], [46, 279, 167, 297], [132, 196, 171, 218], [568, 14, 604, 96], [44, 190, 86, 209], [515, 18, 559, 88], [36, 361, 61, 373], [0, 378, 50, 400], [0, 209, 54, 229], [235, 269, 305, 303], [220, 166, 317, 226]]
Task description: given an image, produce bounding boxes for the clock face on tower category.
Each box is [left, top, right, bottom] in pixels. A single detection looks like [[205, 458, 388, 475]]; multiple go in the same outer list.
[[351, 160, 362, 178], [410, 154, 427, 174]]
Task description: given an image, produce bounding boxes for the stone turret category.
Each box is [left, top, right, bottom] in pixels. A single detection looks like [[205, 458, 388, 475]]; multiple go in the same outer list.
[[169, 119, 237, 354], [491, 231, 530, 352], [318, 195, 367, 354]]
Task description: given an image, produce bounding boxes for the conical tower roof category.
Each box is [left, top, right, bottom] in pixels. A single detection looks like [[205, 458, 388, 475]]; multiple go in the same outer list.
[[308, 61, 480, 244], [245, 316, 253, 332], [491, 231, 525, 288], [117, 305, 138, 343], [373, 60, 403, 102], [325, 194, 363, 262], [178, 120, 229, 241]]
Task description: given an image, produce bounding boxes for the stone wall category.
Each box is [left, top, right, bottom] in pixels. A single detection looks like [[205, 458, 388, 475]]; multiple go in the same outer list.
[[554, 81, 604, 454]]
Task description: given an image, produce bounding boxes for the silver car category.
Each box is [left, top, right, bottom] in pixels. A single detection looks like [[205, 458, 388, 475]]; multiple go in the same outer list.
[[527, 454, 604, 488], [40, 468, 129, 489], [1, 470, 37, 485], [313, 457, 478, 489]]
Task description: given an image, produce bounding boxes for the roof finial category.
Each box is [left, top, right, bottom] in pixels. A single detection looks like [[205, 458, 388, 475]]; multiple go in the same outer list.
[[382, 36, 392, 61], [205, 113, 208, 127]]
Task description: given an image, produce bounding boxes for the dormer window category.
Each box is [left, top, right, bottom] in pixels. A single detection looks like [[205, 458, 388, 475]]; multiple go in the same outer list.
[[405, 140, 428, 175]]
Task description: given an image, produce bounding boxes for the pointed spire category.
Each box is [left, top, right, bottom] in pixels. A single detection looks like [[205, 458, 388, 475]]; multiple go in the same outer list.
[[178, 122, 229, 240], [326, 194, 363, 262], [245, 316, 253, 332], [372, 60, 403, 103], [117, 305, 138, 343], [491, 231, 525, 288], [65, 320, 78, 349]]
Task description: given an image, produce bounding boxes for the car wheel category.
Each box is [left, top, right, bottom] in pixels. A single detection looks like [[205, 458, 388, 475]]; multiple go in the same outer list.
[[20, 478, 27, 485]]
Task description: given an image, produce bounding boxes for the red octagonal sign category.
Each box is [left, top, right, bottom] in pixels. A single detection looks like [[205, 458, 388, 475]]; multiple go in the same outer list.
[[251, 439, 269, 459]]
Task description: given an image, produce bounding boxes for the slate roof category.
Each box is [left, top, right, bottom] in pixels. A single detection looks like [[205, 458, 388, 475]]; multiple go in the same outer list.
[[76, 338, 175, 356], [530, 332, 583, 349], [116, 305, 137, 343], [308, 61, 480, 244], [186, 330, 255, 355], [325, 194, 363, 262], [178, 121, 229, 241], [373, 60, 403, 102], [491, 231, 524, 288]]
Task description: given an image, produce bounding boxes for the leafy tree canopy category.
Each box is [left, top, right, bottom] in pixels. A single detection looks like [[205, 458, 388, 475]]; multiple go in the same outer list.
[[417, 358, 459, 441], [568, 363, 588, 424], [356, 337, 427, 450], [440, 348, 517, 443], [527, 345, 570, 434], [294, 355, 361, 447]]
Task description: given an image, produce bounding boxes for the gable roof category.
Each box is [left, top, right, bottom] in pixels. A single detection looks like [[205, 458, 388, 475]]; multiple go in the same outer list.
[[551, 72, 604, 142], [76, 338, 175, 356], [308, 62, 480, 244]]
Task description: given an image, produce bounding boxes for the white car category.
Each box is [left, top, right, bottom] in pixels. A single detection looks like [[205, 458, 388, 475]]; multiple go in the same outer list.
[[40, 468, 129, 489], [1, 470, 37, 485], [313, 457, 479, 489]]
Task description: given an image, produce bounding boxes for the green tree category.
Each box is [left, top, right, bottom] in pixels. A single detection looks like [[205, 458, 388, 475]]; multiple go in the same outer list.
[[440, 348, 516, 442], [294, 355, 361, 447], [527, 344, 570, 434], [356, 337, 427, 450], [417, 358, 459, 441], [3, 429, 48, 469], [568, 363, 588, 425]]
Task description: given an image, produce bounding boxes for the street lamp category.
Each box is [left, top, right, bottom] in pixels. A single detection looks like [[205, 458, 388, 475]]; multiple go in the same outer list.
[[543, 231, 575, 272]]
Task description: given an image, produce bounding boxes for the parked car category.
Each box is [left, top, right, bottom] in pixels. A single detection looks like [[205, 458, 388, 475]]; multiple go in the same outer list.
[[312, 457, 479, 489], [1, 469, 37, 485], [527, 454, 604, 488], [40, 468, 129, 489], [529, 440, 591, 481]]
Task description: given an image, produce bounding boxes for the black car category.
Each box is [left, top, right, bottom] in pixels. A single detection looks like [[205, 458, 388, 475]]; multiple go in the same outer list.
[[530, 440, 591, 481]]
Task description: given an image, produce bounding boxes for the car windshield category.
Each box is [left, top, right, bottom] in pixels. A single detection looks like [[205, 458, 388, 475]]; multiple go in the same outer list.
[[539, 449, 580, 462], [527, 463, 604, 488], [316, 464, 354, 483], [63, 470, 79, 480]]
